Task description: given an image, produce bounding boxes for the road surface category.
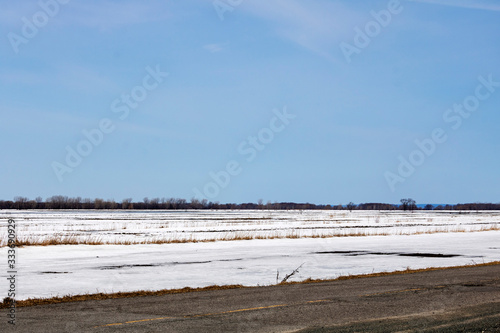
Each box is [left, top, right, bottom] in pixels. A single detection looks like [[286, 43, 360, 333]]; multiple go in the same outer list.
[[3, 264, 500, 332]]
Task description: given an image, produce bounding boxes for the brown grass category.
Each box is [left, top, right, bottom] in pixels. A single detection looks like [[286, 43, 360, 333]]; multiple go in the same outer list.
[[0, 284, 246, 309], [12, 235, 104, 247], [280, 260, 500, 285], [2, 261, 499, 309], [2, 225, 499, 247], [481, 224, 499, 231]]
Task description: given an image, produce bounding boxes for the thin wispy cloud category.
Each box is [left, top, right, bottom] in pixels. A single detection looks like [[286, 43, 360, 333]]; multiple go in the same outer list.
[[409, 0, 500, 12], [63, 1, 171, 30], [0, 105, 94, 132], [0, 1, 171, 31], [241, 0, 362, 63], [55, 65, 120, 95], [0, 66, 118, 94], [203, 43, 226, 53], [0, 70, 46, 86], [117, 122, 179, 141], [0, 3, 39, 27]]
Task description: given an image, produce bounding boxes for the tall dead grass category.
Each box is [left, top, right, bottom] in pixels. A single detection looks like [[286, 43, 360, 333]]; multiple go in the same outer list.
[[1, 224, 498, 247]]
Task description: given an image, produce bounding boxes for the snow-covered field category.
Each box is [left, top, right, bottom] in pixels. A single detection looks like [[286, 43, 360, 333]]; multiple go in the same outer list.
[[1, 210, 499, 245], [0, 210, 499, 300]]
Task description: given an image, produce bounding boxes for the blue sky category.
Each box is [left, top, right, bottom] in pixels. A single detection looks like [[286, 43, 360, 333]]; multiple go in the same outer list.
[[1, 0, 499, 205]]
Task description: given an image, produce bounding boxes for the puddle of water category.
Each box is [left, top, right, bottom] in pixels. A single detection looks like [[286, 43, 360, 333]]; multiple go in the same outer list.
[[398, 253, 459, 258], [99, 264, 159, 270], [314, 251, 460, 258], [98, 260, 213, 270]]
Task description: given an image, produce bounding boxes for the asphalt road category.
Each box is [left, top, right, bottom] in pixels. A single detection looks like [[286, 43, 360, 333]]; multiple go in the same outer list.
[[3, 264, 500, 333]]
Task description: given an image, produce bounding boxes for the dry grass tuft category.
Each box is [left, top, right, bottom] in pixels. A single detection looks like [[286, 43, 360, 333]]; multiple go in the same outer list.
[[481, 224, 499, 231], [2, 224, 499, 247], [13, 235, 104, 247]]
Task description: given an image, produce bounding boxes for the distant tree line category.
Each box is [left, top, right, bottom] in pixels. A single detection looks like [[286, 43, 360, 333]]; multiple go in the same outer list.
[[1, 196, 499, 211]]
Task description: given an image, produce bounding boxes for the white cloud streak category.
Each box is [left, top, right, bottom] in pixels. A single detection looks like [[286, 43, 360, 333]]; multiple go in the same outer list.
[[409, 0, 500, 12], [0, 0, 171, 30], [203, 43, 227, 53], [240, 0, 363, 64], [64, 1, 171, 30]]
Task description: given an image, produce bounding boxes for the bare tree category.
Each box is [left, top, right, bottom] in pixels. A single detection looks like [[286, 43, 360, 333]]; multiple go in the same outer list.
[[150, 198, 160, 209], [190, 198, 202, 209], [400, 198, 417, 211], [346, 202, 356, 212], [107, 199, 118, 210], [13, 196, 28, 209], [408, 199, 417, 212], [201, 199, 208, 208], [122, 198, 133, 209], [258, 199, 264, 209], [82, 198, 93, 209], [94, 198, 104, 210]]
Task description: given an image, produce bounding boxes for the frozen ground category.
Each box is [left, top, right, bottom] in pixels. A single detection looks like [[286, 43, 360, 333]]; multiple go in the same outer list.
[[0, 210, 499, 300], [1, 210, 499, 245]]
